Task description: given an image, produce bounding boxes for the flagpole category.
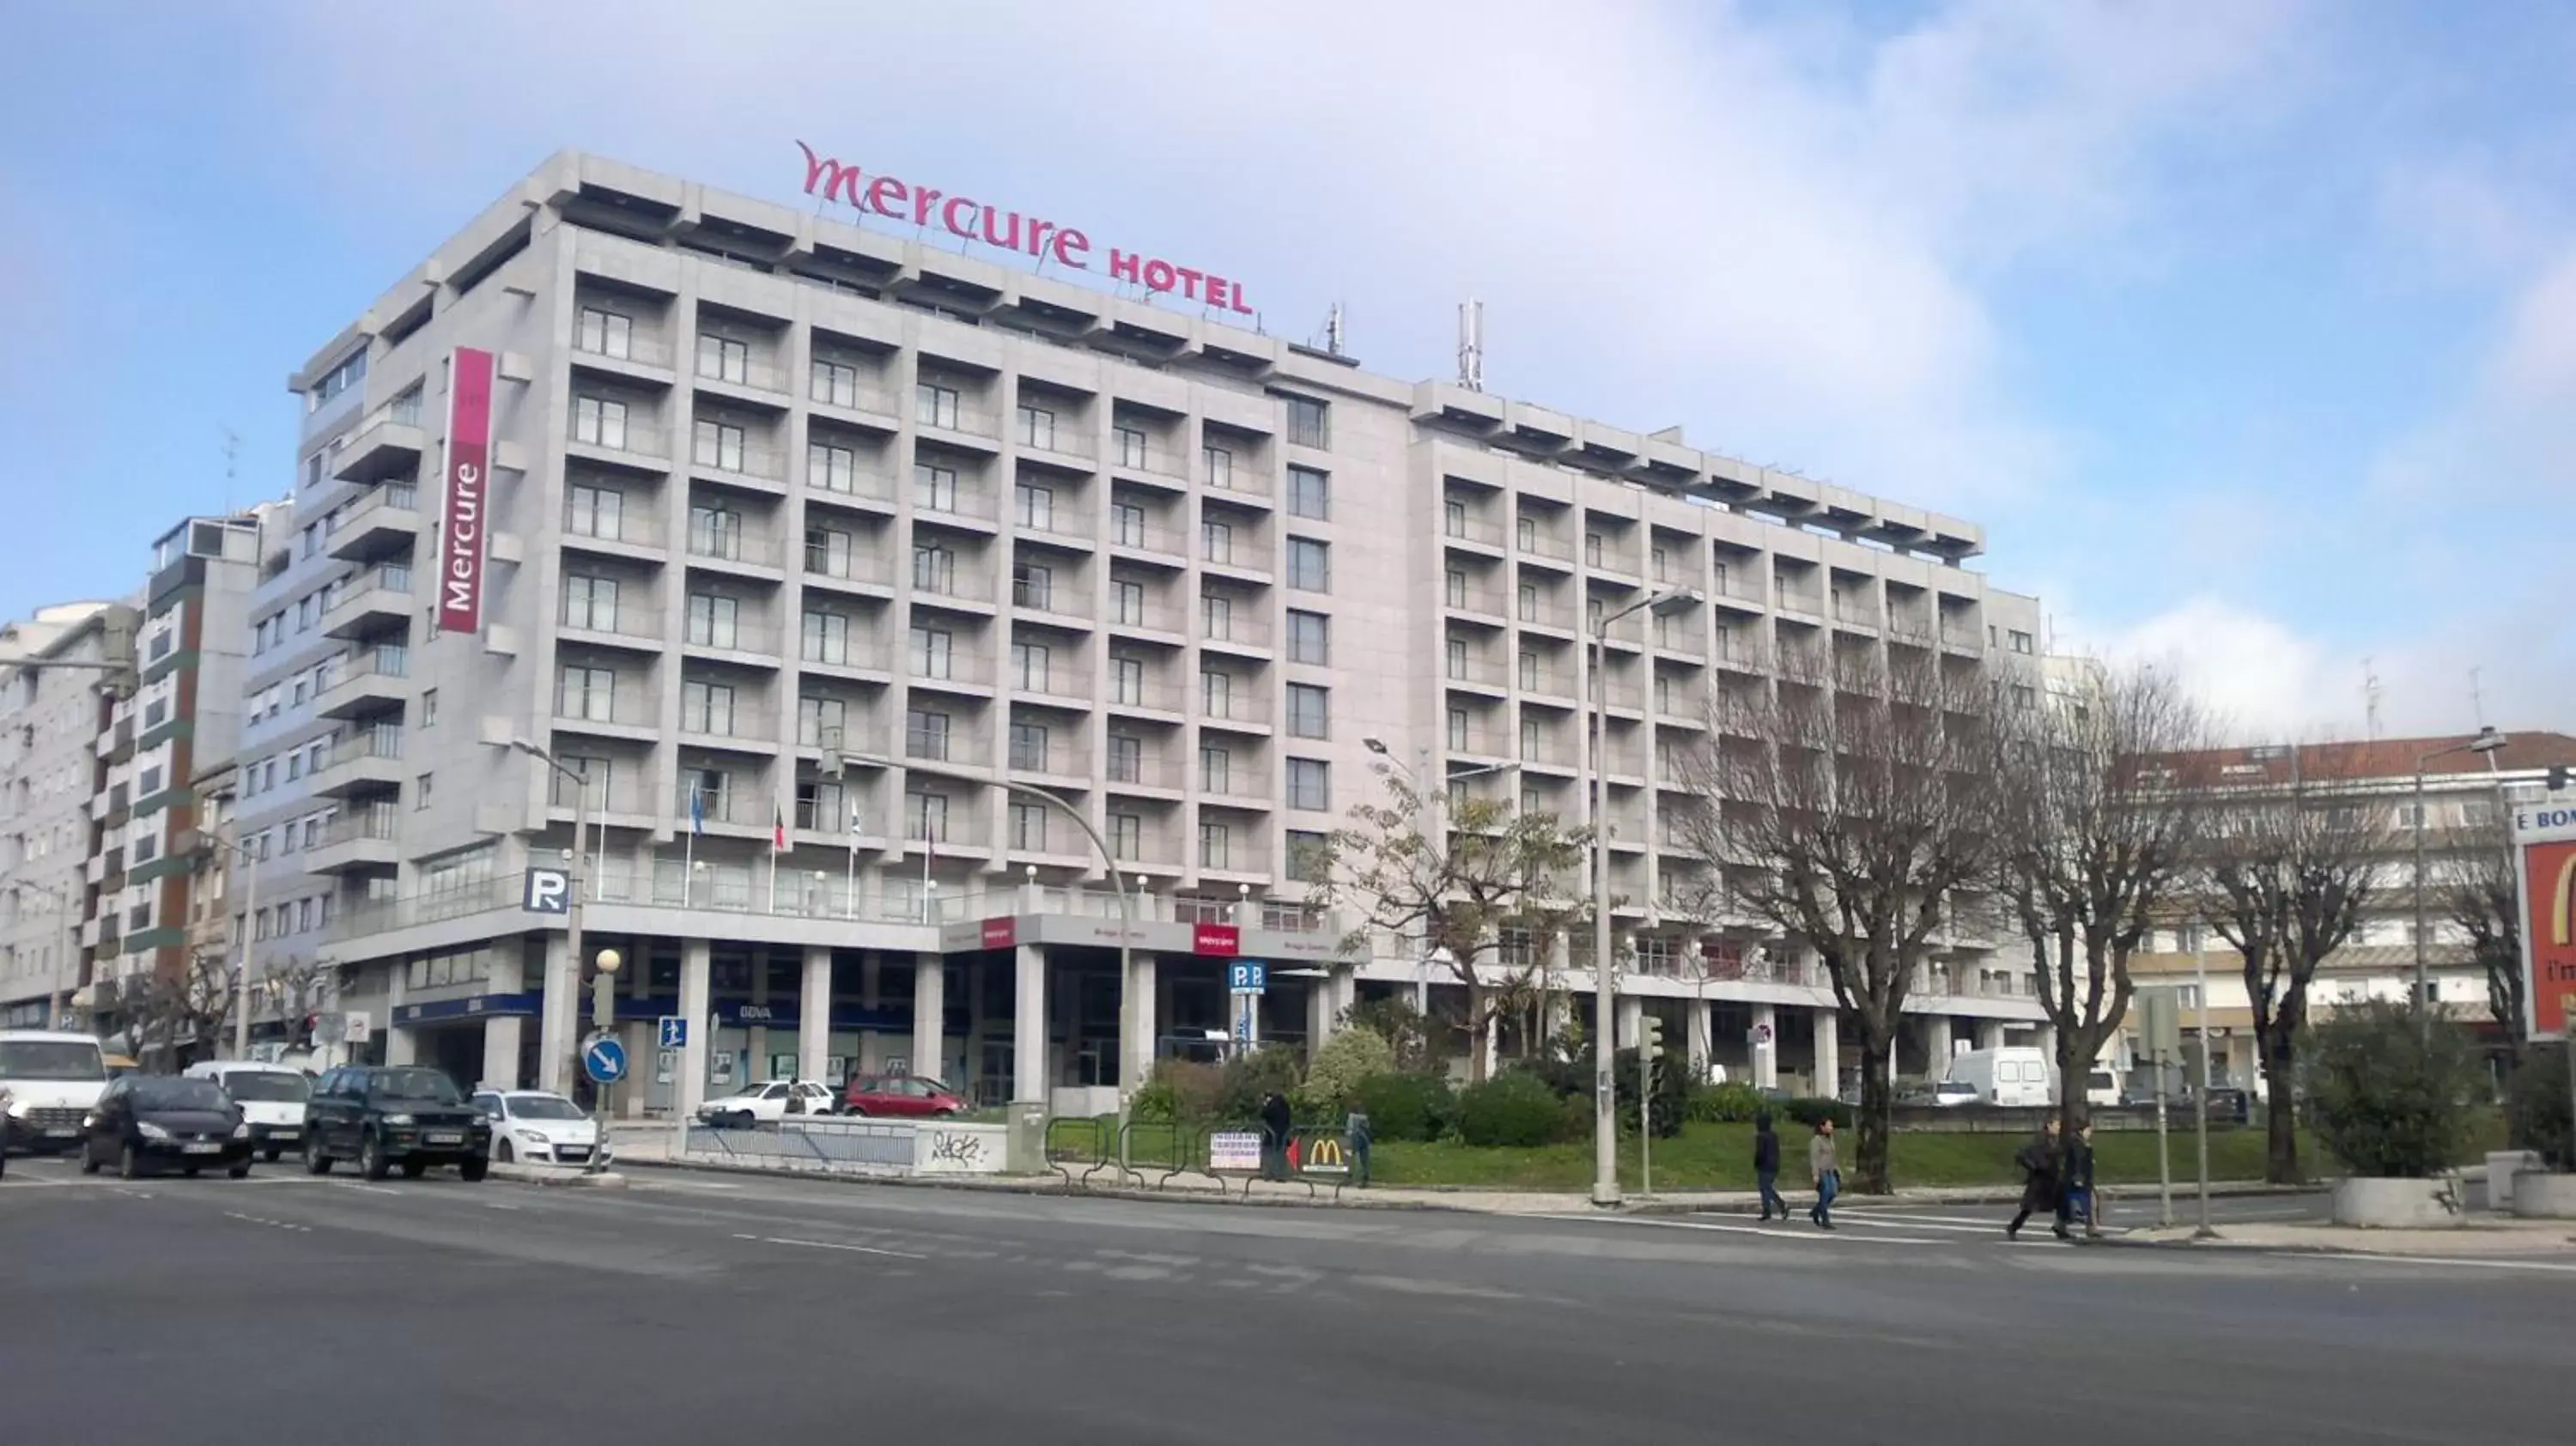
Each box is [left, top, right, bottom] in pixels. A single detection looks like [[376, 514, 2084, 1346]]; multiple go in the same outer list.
[[845, 809, 859, 922], [682, 784, 697, 908]]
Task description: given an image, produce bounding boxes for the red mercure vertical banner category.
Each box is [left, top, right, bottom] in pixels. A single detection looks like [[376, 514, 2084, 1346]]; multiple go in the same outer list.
[[439, 347, 496, 634]]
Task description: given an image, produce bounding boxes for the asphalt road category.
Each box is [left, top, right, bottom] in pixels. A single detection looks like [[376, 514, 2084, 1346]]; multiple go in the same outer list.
[[4, 1156, 2569, 1446]]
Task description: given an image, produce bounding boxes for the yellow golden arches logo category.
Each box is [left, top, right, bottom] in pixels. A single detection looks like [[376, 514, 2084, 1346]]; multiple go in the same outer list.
[[2554, 852, 2576, 948], [1303, 1135, 1348, 1174]]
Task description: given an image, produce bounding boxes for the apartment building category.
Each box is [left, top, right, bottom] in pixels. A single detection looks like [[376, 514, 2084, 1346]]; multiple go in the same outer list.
[[247, 149, 2049, 1116], [2118, 732, 2576, 1091], [0, 603, 122, 1027], [76, 513, 275, 1050]]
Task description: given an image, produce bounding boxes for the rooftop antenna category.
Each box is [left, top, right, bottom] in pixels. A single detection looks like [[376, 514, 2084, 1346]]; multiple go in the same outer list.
[[221, 428, 240, 514], [1320, 302, 1345, 356], [1457, 298, 1485, 392], [2361, 657, 2384, 741], [2468, 666, 2488, 728]]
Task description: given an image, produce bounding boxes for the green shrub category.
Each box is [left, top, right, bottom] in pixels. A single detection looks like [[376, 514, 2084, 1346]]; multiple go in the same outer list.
[[1780, 1096, 1854, 1132], [1215, 1046, 1305, 1124], [1130, 1078, 1178, 1123], [1458, 1071, 1568, 1148], [1354, 1072, 1455, 1143], [2508, 1043, 2572, 1169], [2304, 1000, 2485, 1178], [1146, 1059, 1225, 1123], [1607, 1048, 1691, 1139], [1299, 1027, 1397, 1118], [1341, 996, 1434, 1072], [1692, 1080, 1767, 1124]]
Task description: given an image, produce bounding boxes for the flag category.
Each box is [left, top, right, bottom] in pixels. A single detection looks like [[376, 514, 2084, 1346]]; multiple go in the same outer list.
[[772, 805, 788, 853], [688, 783, 705, 837], [849, 805, 864, 835]]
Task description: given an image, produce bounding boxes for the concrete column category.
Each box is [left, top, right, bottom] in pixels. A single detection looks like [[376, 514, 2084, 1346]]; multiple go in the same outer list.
[[1686, 997, 1712, 1079], [1751, 1003, 1778, 1091], [537, 933, 574, 1094], [1977, 1018, 2005, 1052], [1814, 1008, 1840, 1097], [1013, 944, 1048, 1104], [1127, 952, 1159, 1089], [677, 939, 711, 1121], [747, 948, 771, 1082], [911, 951, 944, 1081], [860, 954, 882, 1010], [1922, 1013, 1952, 1071], [799, 945, 831, 1084], [383, 967, 415, 1067], [1305, 975, 1336, 1062], [476, 945, 524, 1091], [1615, 993, 1643, 1050]]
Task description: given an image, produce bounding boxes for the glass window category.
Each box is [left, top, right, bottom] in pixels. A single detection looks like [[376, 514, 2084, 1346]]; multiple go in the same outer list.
[[1203, 446, 1233, 489], [557, 666, 616, 721], [808, 442, 857, 494], [811, 359, 860, 408], [1112, 501, 1147, 547], [1199, 821, 1231, 869], [1013, 562, 1054, 611], [1009, 802, 1048, 851], [915, 384, 961, 430], [798, 696, 848, 749], [1109, 656, 1145, 706], [1009, 722, 1050, 771], [1446, 569, 1467, 608], [912, 543, 955, 594], [696, 334, 750, 385], [1200, 669, 1232, 720], [805, 526, 853, 578], [682, 680, 736, 734], [802, 610, 851, 665], [1287, 465, 1329, 520], [1286, 829, 1330, 883], [577, 307, 632, 360], [692, 419, 746, 472], [562, 575, 618, 631], [1285, 684, 1327, 739], [1200, 744, 1231, 793], [1107, 733, 1144, 783], [1444, 500, 1467, 537], [908, 626, 951, 678], [684, 593, 739, 649], [1284, 396, 1328, 448], [1016, 405, 1055, 451], [905, 790, 949, 842], [1286, 538, 1330, 592], [905, 708, 951, 761], [1200, 519, 1232, 565], [1286, 610, 1328, 665], [1518, 584, 1539, 622], [1201, 592, 1231, 641], [1110, 580, 1145, 627], [1115, 427, 1148, 470], [573, 396, 629, 449], [1286, 758, 1330, 811], [688, 505, 742, 559], [1015, 483, 1054, 531], [1012, 641, 1051, 692], [566, 483, 623, 540], [1109, 811, 1143, 860], [1449, 707, 1470, 750], [913, 463, 957, 512]]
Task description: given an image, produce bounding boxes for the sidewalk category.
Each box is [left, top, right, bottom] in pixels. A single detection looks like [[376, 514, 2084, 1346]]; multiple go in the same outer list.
[[2122, 1218, 2576, 1260]]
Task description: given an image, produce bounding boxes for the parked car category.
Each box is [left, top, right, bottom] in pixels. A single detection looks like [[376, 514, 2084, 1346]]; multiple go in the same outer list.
[[2196, 1085, 2254, 1126], [1, 1029, 110, 1156], [78, 1076, 253, 1180], [471, 1090, 607, 1167], [2085, 1069, 2121, 1108], [185, 1060, 312, 1161], [303, 1065, 491, 1181], [695, 1080, 836, 1128], [1923, 1080, 1978, 1108], [841, 1074, 969, 1118]]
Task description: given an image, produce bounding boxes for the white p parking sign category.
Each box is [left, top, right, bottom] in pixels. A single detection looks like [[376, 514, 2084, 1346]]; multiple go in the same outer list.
[[523, 866, 572, 914]]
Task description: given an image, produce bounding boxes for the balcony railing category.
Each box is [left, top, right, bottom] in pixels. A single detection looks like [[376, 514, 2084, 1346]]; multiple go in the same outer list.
[[568, 418, 667, 457], [685, 530, 786, 568], [690, 437, 787, 480], [681, 620, 784, 656], [1443, 513, 1505, 546]]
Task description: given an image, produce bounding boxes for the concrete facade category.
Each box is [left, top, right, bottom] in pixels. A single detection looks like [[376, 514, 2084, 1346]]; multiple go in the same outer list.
[[214, 149, 2051, 1112], [0, 603, 120, 1025]]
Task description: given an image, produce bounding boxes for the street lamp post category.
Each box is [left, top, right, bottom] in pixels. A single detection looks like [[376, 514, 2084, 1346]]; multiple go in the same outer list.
[[1589, 587, 1699, 1209], [2413, 727, 2506, 1039], [217, 828, 259, 1060]]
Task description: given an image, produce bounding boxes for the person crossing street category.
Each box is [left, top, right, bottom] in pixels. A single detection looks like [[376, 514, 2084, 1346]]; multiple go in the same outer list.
[[1807, 1118, 1839, 1230], [2007, 1116, 2069, 1240], [1753, 1112, 1789, 1221]]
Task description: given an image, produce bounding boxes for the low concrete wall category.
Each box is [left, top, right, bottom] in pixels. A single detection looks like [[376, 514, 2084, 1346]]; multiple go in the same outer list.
[[680, 1116, 1008, 1179], [2330, 1176, 2463, 1229], [2486, 1151, 2543, 1212], [2510, 1171, 2576, 1220]]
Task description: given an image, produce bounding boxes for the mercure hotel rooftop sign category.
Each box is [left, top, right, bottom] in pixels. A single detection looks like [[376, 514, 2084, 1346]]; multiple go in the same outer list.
[[795, 141, 1255, 315]]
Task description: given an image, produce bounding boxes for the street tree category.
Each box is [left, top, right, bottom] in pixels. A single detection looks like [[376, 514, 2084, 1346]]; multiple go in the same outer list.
[[131, 946, 240, 1071], [1311, 777, 1589, 1082], [1667, 651, 2011, 1193], [2196, 747, 2393, 1183], [2438, 803, 2525, 1066], [1990, 663, 2214, 1136]]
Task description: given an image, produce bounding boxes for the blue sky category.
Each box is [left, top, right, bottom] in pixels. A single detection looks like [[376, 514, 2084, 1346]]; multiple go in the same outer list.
[[6, 0, 2571, 737]]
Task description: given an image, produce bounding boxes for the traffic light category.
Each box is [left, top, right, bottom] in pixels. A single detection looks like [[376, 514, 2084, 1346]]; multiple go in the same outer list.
[[1638, 1014, 1665, 1064]]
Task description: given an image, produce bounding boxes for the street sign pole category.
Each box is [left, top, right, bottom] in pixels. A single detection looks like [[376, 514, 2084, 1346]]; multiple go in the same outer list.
[[2194, 945, 2215, 1241]]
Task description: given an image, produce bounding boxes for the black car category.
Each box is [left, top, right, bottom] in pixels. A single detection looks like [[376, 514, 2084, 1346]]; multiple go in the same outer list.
[[78, 1076, 254, 1180], [303, 1065, 491, 1182]]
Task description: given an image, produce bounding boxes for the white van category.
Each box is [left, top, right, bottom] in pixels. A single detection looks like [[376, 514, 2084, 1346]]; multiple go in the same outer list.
[[1, 1029, 111, 1155], [185, 1060, 313, 1161], [1941, 1046, 2057, 1108]]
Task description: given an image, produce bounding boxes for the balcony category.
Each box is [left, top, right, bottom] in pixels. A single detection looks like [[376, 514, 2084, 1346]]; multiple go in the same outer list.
[[316, 649, 410, 720], [689, 434, 789, 488], [678, 704, 782, 753], [323, 564, 416, 639], [1107, 521, 1187, 568], [1197, 690, 1272, 731], [912, 565, 998, 611], [1775, 583, 1826, 618], [1010, 580, 1091, 623], [310, 728, 406, 799], [307, 808, 401, 874], [693, 353, 791, 402], [1107, 437, 1189, 490], [804, 548, 895, 598], [1104, 752, 1187, 793], [1443, 653, 1511, 693], [684, 529, 787, 577], [680, 619, 785, 663], [1443, 513, 1506, 550], [916, 398, 1004, 448], [1012, 505, 1096, 547], [574, 329, 677, 374], [1516, 529, 1575, 568], [331, 407, 426, 483], [1103, 677, 1187, 718], [567, 417, 669, 467], [1198, 615, 1273, 658], [328, 482, 422, 562], [1938, 623, 1984, 657], [558, 605, 666, 653], [914, 486, 1000, 529], [1830, 594, 1882, 632]]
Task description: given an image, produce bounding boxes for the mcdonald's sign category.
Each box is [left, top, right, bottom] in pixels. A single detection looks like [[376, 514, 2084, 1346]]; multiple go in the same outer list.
[[2512, 799, 2576, 1041], [1297, 1133, 1350, 1177]]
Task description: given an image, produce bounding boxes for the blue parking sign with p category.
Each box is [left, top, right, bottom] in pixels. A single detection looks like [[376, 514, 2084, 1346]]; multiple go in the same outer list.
[[1227, 962, 1267, 993]]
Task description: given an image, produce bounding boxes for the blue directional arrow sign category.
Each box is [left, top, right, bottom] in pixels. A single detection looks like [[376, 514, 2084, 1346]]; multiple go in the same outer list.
[[657, 1015, 689, 1050], [582, 1034, 629, 1085]]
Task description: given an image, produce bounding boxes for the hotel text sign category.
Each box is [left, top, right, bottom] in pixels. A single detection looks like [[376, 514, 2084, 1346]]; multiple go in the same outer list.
[[796, 142, 1254, 315]]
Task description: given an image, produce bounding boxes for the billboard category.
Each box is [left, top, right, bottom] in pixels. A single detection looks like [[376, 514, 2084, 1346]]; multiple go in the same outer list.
[[438, 346, 496, 634], [2512, 798, 2576, 1041]]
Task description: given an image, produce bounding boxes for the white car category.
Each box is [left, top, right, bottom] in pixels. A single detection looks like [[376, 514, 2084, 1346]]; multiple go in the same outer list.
[[471, 1090, 609, 1167], [184, 1060, 313, 1161], [695, 1080, 835, 1128]]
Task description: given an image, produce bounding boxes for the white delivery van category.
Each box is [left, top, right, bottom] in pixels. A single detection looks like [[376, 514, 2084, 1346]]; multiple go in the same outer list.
[[1, 1029, 111, 1155], [1941, 1046, 2057, 1108], [185, 1060, 314, 1161]]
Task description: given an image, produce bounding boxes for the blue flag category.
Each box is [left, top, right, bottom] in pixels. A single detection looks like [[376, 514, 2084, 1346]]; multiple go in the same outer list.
[[689, 783, 706, 837]]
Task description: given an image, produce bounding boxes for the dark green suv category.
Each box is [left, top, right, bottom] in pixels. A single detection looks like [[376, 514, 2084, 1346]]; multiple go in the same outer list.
[[303, 1065, 491, 1182]]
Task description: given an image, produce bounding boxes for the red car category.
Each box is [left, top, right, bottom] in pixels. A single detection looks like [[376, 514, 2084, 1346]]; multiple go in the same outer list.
[[840, 1074, 969, 1118]]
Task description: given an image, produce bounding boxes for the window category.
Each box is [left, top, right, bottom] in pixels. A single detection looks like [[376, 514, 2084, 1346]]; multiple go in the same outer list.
[[1584, 532, 1604, 568], [682, 680, 737, 734], [905, 790, 949, 842], [557, 665, 616, 721], [573, 396, 629, 449], [1109, 811, 1144, 860], [915, 383, 960, 430], [1285, 683, 1327, 739], [1012, 562, 1054, 611], [808, 442, 857, 494], [1445, 569, 1467, 608], [577, 307, 632, 360], [805, 526, 854, 578], [1201, 592, 1232, 641], [795, 779, 847, 833], [562, 575, 619, 631], [1518, 583, 1540, 622], [803, 610, 852, 665], [798, 696, 848, 749], [1286, 829, 1330, 883], [1449, 707, 1471, 750], [1203, 446, 1233, 489], [1286, 538, 1329, 592], [696, 334, 749, 385], [2008, 629, 2035, 654], [692, 419, 746, 472], [1107, 733, 1144, 783], [1200, 668, 1233, 720], [1200, 518, 1233, 564], [1446, 637, 1470, 679], [1112, 501, 1147, 547], [2012, 684, 2036, 707], [1109, 655, 1145, 706], [1651, 546, 1669, 581], [908, 625, 951, 678], [688, 504, 743, 560], [415, 773, 434, 807], [913, 463, 957, 512], [811, 359, 860, 408], [904, 708, 951, 761], [1284, 395, 1328, 448], [687, 768, 730, 824], [1200, 744, 1232, 793], [286, 752, 303, 781], [1009, 722, 1050, 771], [1015, 482, 1055, 531], [421, 688, 438, 729], [1287, 465, 1329, 520], [566, 483, 623, 540], [1009, 802, 1048, 851], [1286, 610, 1328, 665], [1199, 821, 1232, 869], [1521, 720, 1541, 760], [1016, 405, 1056, 451], [1286, 758, 1330, 811], [1110, 579, 1145, 626], [1012, 641, 1052, 692], [911, 543, 955, 593], [685, 593, 739, 649], [1115, 427, 1147, 470]]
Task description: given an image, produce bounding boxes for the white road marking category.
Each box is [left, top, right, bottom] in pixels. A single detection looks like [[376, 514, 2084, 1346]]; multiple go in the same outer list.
[[2314, 1254, 2576, 1275], [1535, 1214, 1948, 1246], [1822, 1214, 2018, 1236], [755, 1235, 928, 1260]]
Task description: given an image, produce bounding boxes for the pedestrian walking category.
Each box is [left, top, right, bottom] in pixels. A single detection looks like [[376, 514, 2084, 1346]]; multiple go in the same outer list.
[[1259, 1091, 1294, 1182], [2007, 1116, 2069, 1240], [1807, 1118, 1839, 1230], [1345, 1108, 1373, 1189], [2062, 1121, 2099, 1238], [1752, 1112, 1789, 1221]]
